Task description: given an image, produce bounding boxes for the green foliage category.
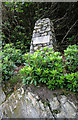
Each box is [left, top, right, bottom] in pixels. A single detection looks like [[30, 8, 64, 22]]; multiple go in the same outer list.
[[64, 72, 78, 92], [20, 45, 78, 92], [2, 43, 25, 81], [64, 44, 78, 72], [19, 47, 64, 89], [2, 22, 30, 53], [10, 74, 22, 84], [67, 36, 75, 42], [2, 2, 78, 53], [2, 2, 32, 53]]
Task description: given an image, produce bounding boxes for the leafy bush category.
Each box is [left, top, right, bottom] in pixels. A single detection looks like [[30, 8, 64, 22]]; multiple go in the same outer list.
[[19, 47, 65, 89], [19, 45, 78, 92], [64, 44, 78, 72], [2, 43, 25, 81], [64, 72, 78, 92]]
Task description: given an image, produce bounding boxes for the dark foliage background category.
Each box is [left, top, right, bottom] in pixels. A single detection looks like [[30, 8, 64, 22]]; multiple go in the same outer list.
[[2, 2, 78, 52]]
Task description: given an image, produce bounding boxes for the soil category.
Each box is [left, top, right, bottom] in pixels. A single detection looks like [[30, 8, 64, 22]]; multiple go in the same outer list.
[[23, 84, 78, 106]]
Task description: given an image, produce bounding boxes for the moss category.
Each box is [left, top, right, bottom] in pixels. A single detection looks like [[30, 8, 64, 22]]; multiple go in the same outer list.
[[53, 109, 60, 114], [53, 93, 57, 97]]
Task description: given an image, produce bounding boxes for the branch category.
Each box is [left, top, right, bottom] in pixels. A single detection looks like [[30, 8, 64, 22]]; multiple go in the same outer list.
[[61, 20, 78, 43], [54, 13, 67, 23]]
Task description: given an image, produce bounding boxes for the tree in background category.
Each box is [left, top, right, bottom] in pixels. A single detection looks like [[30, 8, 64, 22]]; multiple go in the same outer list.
[[2, 2, 78, 53]]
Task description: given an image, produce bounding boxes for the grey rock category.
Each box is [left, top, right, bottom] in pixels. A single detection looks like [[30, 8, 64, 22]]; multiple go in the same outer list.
[[48, 31, 52, 35], [0, 85, 77, 119], [41, 27, 46, 31], [63, 102, 76, 117], [34, 46, 38, 50], [60, 95, 67, 104], [30, 44, 33, 50], [40, 31, 44, 34], [45, 26, 50, 31], [44, 24, 47, 27], [49, 97, 60, 110], [48, 45, 53, 49], [0, 87, 6, 105], [0, 87, 53, 119], [56, 97, 77, 118], [32, 33, 36, 38], [34, 26, 41, 29]]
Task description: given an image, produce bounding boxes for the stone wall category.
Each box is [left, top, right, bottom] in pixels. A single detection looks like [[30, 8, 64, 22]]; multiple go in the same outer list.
[[30, 18, 56, 53]]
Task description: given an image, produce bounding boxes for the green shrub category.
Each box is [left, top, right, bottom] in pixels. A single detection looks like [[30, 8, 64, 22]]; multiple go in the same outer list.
[[64, 72, 78, 92], [19, 47, 65, 89], [2, 43, 25, 81], [19, 45, 78, 92], [64, 44, 78, 72]]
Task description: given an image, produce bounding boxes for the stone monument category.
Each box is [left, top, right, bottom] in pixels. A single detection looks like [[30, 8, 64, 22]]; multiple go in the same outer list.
[[30, 18, 56, 53]]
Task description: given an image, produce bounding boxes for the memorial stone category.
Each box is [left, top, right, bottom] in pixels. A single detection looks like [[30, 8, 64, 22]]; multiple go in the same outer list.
[[30, 18, 56, 53]]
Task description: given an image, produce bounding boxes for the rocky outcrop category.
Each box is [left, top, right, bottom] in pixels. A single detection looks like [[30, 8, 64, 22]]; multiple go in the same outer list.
[[0, 86, 6, 105], [30, 18, 56, 53], [0, 86, 78, 119]]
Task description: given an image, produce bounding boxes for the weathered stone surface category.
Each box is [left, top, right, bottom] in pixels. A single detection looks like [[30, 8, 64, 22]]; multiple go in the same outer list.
[[30, 18, 56, 53], [32, 35, 50, 45], [0, 87, 53, 119], [0, 87, 6, 105], [0, 86, 77, 119], [49, 97, 60, 110], [56, 95, 77, 118]]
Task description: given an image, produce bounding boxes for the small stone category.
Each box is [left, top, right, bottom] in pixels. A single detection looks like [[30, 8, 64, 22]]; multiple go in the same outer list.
[[34, 26, 40, 29], [40, 31, 44, 34], [45, 26, 50, 31], [44, 24, 47, 27], [38, 44, 42, 47], [60, 95, 67, 104], [21, 88, 24, 95], [48, 45, 53, 49], [49, 97, 60, 110], [30, 45, 34, 50], [50, 36, 52, 40], [41, 27, 46, 31], [35, 95, 39, 100], [37, 29, 41, 32], [33, 30, 36, 33], [43, 43, 47, 47], [34, 46, 38, 50], [50, 40, 53, 44], [48, 31, 52, 35], [35, 33, 40, 37], [32, 33, 36, 38], [41, 33, 47, 36]]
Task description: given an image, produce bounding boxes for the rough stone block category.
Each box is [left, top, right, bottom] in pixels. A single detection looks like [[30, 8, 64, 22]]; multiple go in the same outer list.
[[32, 35, 50, 45]]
